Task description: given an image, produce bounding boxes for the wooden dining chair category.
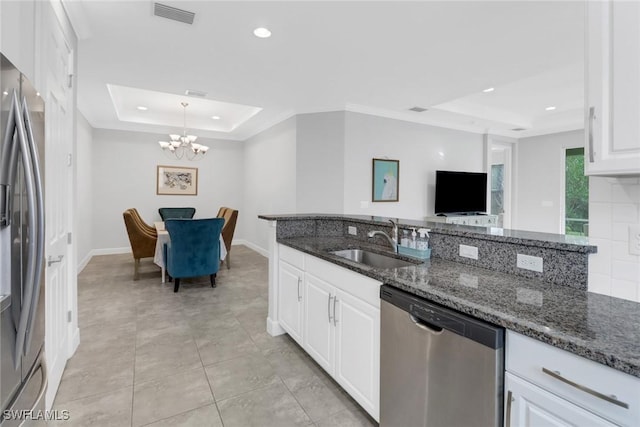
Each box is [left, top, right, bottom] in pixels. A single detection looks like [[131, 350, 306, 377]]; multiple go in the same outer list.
[[123, 208, 157, 280], [216, 207, 238, 269]]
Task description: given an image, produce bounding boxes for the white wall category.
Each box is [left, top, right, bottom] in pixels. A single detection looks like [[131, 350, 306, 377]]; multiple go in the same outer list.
[[514, 130, 583, 233], [243, 117, 297, 253], [589, 177, 640, 302], [296, 112, 346, 213], [76, 112, 93, 270], [91, 128, 244, 251], [343, 111, 484, 219]]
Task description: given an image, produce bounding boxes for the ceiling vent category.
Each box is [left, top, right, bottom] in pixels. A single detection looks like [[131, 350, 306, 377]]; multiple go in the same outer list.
[[185, 89, 207, 98], [154, 3, 195, 25], [511, 127, 527, 131], [408, 106, 428, 113]]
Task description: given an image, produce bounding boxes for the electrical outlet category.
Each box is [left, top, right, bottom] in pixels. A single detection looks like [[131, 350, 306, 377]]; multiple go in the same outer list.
[[348, 226, 357, 236], [459, 244, 478, 260], [629, 225, 640, 256], [517, 254, 543, 272]]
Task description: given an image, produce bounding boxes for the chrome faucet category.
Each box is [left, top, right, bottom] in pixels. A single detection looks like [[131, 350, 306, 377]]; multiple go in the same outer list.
[[367, 219, 399, 253]]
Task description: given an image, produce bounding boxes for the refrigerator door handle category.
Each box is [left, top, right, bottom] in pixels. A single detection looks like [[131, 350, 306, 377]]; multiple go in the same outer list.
[[8, 90, 38, 369], [0, 92, 19, 227], [0, 184, 9, 226], [21, 97, 45, 355]]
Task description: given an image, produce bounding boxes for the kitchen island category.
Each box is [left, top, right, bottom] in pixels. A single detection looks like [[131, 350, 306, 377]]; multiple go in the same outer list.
[[259, 213, 640, 426]]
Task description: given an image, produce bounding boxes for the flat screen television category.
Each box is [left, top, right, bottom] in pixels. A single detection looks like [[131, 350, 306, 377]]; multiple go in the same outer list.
[[434, 170, 488, 215]]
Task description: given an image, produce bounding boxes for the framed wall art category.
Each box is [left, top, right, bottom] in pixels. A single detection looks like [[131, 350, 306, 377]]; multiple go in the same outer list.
[[372, 158, 399, 202], [157, 165, 198, 196]]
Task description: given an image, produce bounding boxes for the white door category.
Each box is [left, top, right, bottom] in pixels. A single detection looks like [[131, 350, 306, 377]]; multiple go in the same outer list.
[[42, 9, 74, 408], [303, 273, 334, 374], [277, 261, 304, 345], [334, 290, 380, 420], [506, 373, 616, 427]]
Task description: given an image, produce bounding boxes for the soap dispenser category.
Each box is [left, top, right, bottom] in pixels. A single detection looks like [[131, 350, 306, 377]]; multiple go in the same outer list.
[[401, 229, 409, 247], [417, 228, 430, 251], [409, 228, 417, 249]]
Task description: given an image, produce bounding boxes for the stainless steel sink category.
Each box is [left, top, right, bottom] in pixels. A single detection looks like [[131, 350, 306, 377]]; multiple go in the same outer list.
[[330, 249, 416, 269]]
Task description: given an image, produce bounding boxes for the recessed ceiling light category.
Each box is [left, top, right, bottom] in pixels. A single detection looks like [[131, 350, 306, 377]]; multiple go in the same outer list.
[[137, 106, 148, 111], [545, 106, 556, 111], [482, 87, 495, 93], [253, 27, 271, 38], [211, 115, 221, 120], [2, 91, 8, 96]]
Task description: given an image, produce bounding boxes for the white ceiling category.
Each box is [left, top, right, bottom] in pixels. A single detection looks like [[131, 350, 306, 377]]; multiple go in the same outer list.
[[69, 0, 585, 141]]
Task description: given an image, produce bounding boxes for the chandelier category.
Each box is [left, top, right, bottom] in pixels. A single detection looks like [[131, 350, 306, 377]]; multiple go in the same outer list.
[[158, 102, 209, 160]]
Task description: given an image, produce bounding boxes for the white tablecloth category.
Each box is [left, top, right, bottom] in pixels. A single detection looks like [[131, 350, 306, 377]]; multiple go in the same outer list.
[[153, 222, 227, 283]]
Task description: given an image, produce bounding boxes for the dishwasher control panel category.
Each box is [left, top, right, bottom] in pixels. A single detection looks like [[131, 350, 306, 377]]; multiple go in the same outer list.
[[381, 284, 504, 349], [409, 303, 466, 335]]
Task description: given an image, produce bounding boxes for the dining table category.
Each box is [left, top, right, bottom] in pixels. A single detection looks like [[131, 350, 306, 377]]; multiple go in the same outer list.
[[153, 221, 228, 283]]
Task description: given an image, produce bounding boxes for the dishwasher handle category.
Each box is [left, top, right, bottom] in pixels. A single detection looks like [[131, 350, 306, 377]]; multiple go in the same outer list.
[[409, 314, 443, 334]]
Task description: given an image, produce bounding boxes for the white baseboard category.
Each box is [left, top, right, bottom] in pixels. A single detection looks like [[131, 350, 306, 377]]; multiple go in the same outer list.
[[92, 247, 131, 256], [236, 239, 268, 257], [76, 248, 130, 274], [266, 317, 286, 336], [77, 252, 93, 274]]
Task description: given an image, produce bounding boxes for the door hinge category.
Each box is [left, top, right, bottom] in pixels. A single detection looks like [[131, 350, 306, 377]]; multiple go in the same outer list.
[[66, 153, 73, 167], [67, 310, 72, 323], [67, 232, 72, 244], [68, 74, 73, 89]]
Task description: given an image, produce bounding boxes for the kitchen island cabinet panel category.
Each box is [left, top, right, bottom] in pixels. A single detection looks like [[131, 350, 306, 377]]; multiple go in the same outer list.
[[277, 260, 305, 345]]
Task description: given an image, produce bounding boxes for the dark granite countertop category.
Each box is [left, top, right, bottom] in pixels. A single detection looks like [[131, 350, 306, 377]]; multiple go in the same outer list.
[[259, 214, 597, 253], [277, 235, 640, 378]]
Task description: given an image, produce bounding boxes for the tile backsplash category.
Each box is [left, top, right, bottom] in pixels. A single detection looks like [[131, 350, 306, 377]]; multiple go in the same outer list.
[[588, 177, 640, 302]]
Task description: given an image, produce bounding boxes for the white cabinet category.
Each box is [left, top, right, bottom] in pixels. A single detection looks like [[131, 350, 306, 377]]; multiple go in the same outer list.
[[506, 373, 616, 427], [276, 245, 381, 422], [334, 289, 380, 416], [303, 272, 334, 373], [0, 0, 36, 81], [585, 0, 640, 176], [303, 271, 380, 420], [277, 261, 304, 345], [505, 331, 640, 427]]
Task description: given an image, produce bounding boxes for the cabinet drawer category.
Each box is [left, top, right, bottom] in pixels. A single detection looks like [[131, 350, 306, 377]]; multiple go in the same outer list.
[[506, 331, 639, 426], [279, 244, 305, 270], [305, 254, 381, 308]]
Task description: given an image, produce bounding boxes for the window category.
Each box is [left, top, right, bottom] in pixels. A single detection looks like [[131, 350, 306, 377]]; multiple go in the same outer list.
[[491, 164, 504, 215], [565, 147, 589, 236]]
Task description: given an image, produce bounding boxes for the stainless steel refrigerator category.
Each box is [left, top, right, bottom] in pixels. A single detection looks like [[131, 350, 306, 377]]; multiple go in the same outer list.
[[0, 54, 47, 426]]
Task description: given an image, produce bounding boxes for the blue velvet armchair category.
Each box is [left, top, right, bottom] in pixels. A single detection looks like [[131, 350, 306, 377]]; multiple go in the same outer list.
[[159, 207, 196, 220], [164, 218, 224, 292]]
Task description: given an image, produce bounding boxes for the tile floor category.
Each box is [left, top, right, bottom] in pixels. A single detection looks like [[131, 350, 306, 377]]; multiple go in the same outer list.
[[52, 245, 377, 427]]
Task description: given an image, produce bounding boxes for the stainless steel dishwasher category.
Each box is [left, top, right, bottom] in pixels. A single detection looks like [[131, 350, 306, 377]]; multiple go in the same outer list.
[[380, 285, 504, 427]]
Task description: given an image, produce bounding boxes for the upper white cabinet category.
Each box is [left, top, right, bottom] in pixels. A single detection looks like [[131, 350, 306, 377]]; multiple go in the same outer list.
[[585, 0, 640, 176], [0, 0, 36, 81]]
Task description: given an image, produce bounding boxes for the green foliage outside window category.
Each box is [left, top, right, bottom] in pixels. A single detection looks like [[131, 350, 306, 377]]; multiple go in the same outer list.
[[565, 148, 589, 236]]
